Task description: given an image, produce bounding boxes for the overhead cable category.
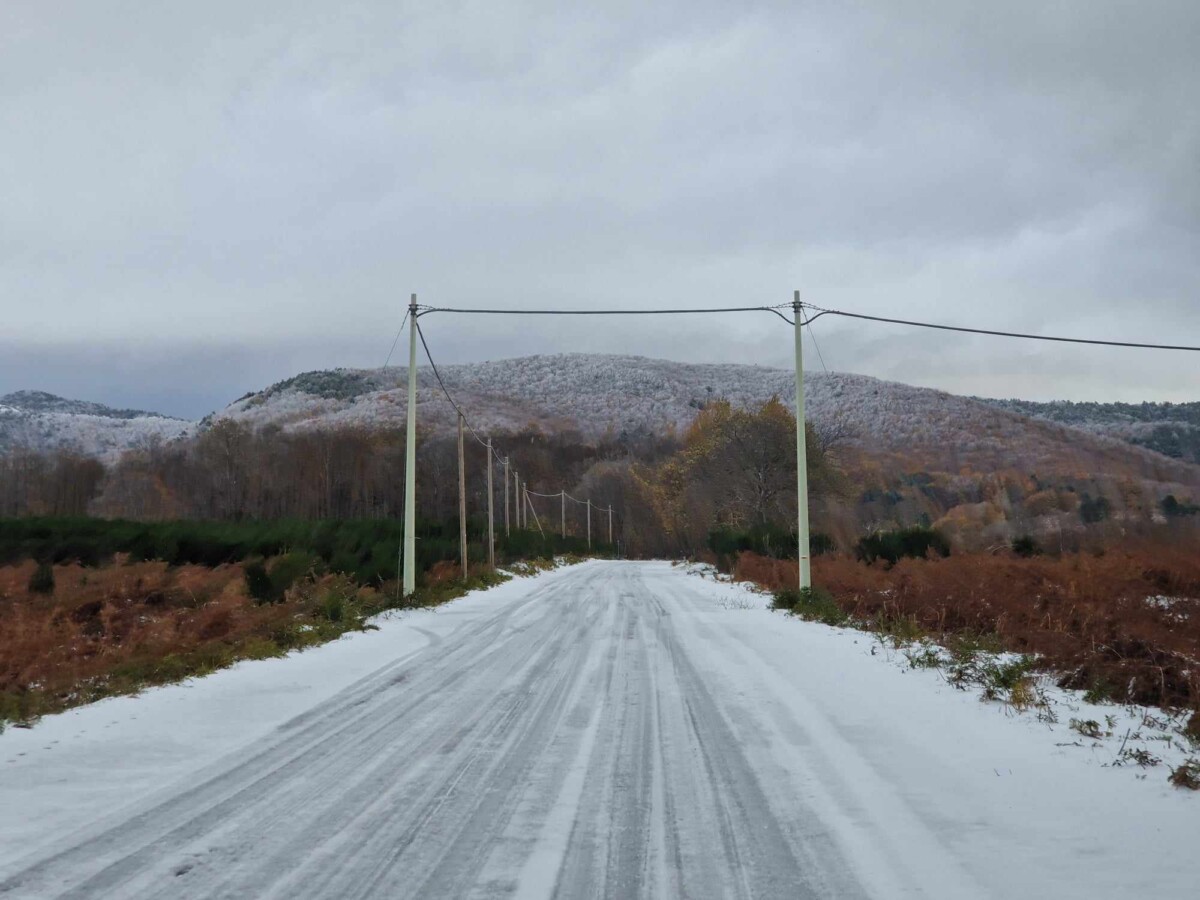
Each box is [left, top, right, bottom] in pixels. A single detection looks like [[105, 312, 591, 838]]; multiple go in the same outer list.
[[418, 297, 1195, 350], [380, 309, 410, 371], [802, 305, 1200, 352], [419, 305, 795, 325]]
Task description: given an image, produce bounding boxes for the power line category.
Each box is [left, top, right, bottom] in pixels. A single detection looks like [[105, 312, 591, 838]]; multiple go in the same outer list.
[[414, 318, 615, 527], [805, 316, 829, 375], [417, 297, 1195, 351], [419, 304, 795, 325], [414, 319, 494, 452], [802, 305, 1200, 352], [380, 309, 410, 371]]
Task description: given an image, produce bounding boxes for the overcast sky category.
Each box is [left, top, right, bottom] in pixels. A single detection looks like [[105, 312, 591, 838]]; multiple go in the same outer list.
[[1, 1, 1197, 418]]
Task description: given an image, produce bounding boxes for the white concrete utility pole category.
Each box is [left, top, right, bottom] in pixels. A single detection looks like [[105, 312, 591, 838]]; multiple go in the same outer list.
[[403, 294, 418, 597], [793, 290, 812, 590], [561, 491, 566, 537], [607, 506, 613, 544], [503, 459, 510, 535], [457, 412, 467, 579], [486, 439, 496, 570], [586, 499, 592, 549], [525, 490, 544, 536]]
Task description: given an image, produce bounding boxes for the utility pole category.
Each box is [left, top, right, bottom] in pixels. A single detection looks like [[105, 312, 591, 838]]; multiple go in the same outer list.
[[793, 289, 812, 590], [513, 470, 520, 530], [503, 458, 510, 535], [403, 293, 418, 597], [586, 498, 592, 549], [561, 491, 566, 537], [457, 412, 467, 579], [486, 439, 495, 569], [607, 505, 613, 544], [526, 490, 544, 535]]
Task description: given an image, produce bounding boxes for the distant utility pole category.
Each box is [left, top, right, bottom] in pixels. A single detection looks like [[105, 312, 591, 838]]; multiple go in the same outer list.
[[526, 490, 544, 535], [403, 293, 418, 597], [793, 289, 812, 590], [561, 491, 566, 537], [607, 505, 613, 545], [586, 498, 592, 549], [486, 439, 496, 569], [457, 412, 467, 579], [503, 458, 510, 535]]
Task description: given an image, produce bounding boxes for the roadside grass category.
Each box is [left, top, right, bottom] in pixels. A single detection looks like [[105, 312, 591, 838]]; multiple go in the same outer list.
[[736, 546, 1200, 790], [1169, 759, 1200, 790], [764, 580, 1200, 787], [0, 551, 583, 733], [771, 587, 848, 626], [775, 591, 1048, 714], [736, 545, 1200, 715]]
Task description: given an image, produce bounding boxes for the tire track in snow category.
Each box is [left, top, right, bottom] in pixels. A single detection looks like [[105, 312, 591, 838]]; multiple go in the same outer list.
[[2, 562, 873, 899]]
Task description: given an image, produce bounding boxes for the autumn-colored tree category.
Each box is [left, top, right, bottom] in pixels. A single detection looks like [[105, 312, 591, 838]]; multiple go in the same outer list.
[[640, 398, 840, 554]]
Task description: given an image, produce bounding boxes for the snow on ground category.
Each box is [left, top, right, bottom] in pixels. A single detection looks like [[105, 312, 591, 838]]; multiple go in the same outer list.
[[662, 563, 1199, 898], [686, 562, 1200, 779], [1, 560, 1197, 899], [0, 566, 582, 870]]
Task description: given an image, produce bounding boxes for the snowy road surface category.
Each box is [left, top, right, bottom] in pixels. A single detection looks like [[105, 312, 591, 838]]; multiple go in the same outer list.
[[1, 560, 1196, 898]]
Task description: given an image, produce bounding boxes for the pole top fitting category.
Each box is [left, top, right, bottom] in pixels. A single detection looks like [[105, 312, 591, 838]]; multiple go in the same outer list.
[[410, 293, 418, 310], [793, 289, 802, 312]]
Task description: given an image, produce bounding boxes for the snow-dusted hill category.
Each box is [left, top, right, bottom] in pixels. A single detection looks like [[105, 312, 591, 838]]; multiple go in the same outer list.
[[217, 355, 1200, 482], [3, 357, 1198, 486], [981, 396, 1200, 465], [0, 391, 190, 460]]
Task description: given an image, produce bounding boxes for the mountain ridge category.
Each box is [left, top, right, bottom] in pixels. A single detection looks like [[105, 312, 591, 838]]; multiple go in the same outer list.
[[1, 355, 1197, 488], [0, 391, 190, 459], [979, 396, 1200, 465], [0, 390, 186, 422]]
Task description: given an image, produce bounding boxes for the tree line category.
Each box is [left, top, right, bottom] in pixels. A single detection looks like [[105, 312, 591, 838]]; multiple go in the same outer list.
[[0, 401, 839, 560]]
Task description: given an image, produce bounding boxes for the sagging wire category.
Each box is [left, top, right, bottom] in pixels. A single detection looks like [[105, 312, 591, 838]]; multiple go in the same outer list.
[[799, 304, 1200, 352]]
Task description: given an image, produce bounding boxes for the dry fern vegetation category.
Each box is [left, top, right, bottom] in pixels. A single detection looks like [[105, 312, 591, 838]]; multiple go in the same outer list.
[[0, 527, 590, 730], [735, 544, 1200, 711], [728, 542, 1200, 788], [0, 556, 448, 729]]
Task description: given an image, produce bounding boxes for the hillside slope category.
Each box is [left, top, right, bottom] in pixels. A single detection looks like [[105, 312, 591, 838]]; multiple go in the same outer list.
[[0, 392, 190, 460], [3, 356, 1198, 495], [219, 355, 1200, 485], [981, 397, 1200, 465]]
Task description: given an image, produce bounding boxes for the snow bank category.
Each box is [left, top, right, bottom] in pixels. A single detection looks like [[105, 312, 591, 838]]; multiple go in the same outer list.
[[0, 563, 598, 870], [668, 563, 1199, 898]]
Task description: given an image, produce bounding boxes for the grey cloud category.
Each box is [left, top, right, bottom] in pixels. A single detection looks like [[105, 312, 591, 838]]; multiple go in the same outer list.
[[0, 1, 1196, 408]]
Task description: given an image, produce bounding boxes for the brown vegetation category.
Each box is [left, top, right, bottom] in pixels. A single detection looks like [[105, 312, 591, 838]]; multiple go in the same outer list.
[[638, 399, 842, 555], [0, 558, 392, 726], [734, 543, 1200, 711]]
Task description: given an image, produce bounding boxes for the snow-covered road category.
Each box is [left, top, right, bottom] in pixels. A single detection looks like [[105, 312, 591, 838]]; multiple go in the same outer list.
[[1, 561, 1195, 898]]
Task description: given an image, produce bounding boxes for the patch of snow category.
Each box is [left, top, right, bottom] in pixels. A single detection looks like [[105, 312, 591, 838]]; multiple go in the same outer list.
[[0, 564, 596, 869]]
